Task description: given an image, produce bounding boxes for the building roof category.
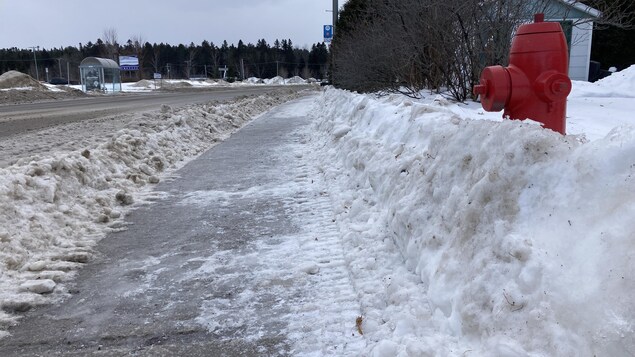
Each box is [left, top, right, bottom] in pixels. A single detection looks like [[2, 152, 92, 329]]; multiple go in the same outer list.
[[556, 0, 601, 18], [79, 57, 120, 69]]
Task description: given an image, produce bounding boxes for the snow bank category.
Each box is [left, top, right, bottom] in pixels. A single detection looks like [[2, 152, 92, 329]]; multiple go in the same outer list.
[[264, 76, 285, 85], [0, 71, 48, 91], [570, 65, 635, 98], [244, 77, 264, 84], [286, 76, 307, 84], [310, 87, 635, 355], [0, 90, 305, 336], [131, 79, 154, 88], [160, 80, 193, 89], [594, 65, 635, 94]]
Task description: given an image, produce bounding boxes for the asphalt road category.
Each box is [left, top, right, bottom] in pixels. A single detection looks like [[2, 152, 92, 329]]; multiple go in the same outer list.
[[0, 86, 309, 138]]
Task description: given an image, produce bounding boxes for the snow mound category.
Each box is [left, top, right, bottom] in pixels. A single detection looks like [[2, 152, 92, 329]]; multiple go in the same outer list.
[[244, 77, 263, 84], [311, 88, 635, 356], [161, 80, 193, 89], [264, 76, 285, 85], [0, 71, 48, 91], [285, 76, 306, 84], [595, 65, 635, 93], [131, 79, 153, 88], [571, 65, 635, 98]]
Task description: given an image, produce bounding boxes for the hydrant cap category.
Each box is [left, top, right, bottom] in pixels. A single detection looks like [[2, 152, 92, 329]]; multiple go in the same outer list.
[[477, 66, 511, 112], [516, 20, 563, 36]]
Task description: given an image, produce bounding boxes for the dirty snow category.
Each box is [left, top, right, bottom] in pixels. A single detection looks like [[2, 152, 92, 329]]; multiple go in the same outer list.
[[0, 89, 306, 337], [307, 67, 635, 356], [0, 62, 633, 356]]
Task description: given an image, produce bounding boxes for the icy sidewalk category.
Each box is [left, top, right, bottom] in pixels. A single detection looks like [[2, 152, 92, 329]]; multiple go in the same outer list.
[[0, 96, 364, 356]]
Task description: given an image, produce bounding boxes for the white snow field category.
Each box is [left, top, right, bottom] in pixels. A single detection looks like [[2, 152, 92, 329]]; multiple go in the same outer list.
[[0, 64, 633, 356]]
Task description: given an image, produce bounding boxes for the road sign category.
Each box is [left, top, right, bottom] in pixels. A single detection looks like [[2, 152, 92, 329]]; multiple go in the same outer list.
[[324, 25, 333, 42], [153, 73, 162, 79]]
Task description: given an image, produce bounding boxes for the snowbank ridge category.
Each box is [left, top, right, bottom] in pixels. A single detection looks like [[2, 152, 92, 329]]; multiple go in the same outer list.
[[312, 87, 635, 356]]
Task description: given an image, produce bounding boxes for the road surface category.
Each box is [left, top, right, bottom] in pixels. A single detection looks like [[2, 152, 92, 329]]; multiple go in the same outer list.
[[0, 86, 310, 138]]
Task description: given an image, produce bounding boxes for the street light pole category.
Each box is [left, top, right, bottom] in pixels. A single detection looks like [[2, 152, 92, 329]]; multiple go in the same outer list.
[[333, 0, 338, 35], [29, 46, 40, 81]]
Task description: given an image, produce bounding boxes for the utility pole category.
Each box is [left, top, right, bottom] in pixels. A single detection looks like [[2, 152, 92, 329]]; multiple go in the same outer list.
[[184, 60, 191, 79], [333, 0, 338, 36], [240, 58, 245, 80], [29, 46, 40, 81], [276, 61, 279, 77]]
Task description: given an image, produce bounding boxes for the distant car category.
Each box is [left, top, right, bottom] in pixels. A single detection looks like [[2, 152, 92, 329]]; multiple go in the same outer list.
[[49, 77, 69, 85]]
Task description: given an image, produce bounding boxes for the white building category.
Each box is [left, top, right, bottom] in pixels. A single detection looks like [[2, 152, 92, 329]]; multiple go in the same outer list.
[[543, 0, 601, 81]]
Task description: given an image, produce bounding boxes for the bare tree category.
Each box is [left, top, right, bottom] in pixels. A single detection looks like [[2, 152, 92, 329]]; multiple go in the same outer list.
[[332, 0, 634, 101], [150, 46, 161, 74], [102, 27, 119, 61], [130, 34, 146, 79]]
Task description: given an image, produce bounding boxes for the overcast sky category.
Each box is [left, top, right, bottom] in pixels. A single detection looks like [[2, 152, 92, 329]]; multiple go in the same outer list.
[[0, 0, 346, 50]]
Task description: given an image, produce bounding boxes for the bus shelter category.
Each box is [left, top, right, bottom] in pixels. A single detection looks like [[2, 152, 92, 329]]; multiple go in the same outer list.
[[79, 57, 121, 92]]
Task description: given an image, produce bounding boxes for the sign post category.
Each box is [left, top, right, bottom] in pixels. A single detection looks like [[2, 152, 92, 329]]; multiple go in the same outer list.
[[153, 72, 162, 89]]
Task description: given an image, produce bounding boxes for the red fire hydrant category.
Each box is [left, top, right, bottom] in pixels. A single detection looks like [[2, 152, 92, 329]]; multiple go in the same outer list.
[[473, 13, 571, 134]]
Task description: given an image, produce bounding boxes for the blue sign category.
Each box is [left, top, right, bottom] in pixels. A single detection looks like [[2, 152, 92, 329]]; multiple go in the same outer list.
[[324, 25, 333, 42], [120, 65, 139, 71]]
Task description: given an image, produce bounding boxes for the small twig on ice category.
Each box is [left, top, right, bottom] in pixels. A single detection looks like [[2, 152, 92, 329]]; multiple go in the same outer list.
[[356, 316, 364, 335]]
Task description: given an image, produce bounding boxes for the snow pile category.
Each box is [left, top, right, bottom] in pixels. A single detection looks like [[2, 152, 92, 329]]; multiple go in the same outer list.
[[244, 77, 264, 84], [310, 87, 635, 355], [286, 76, 307, 84], [160, 80, 193, 89], [0, 90, 306, 336], [570, 65, 635, 98], [594, 65, 635, 94], [264, 76, 285, 85], [131, 79, 154, 88], [0, 71, 48, 91]]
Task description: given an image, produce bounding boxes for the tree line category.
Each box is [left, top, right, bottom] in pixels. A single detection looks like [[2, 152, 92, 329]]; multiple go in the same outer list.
[[330, 0, 634, 101], [0, 37, 330, 83]]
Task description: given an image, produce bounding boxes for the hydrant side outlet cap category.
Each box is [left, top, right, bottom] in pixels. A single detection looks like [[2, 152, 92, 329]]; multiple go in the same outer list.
[[478, 66, 510, 112]]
